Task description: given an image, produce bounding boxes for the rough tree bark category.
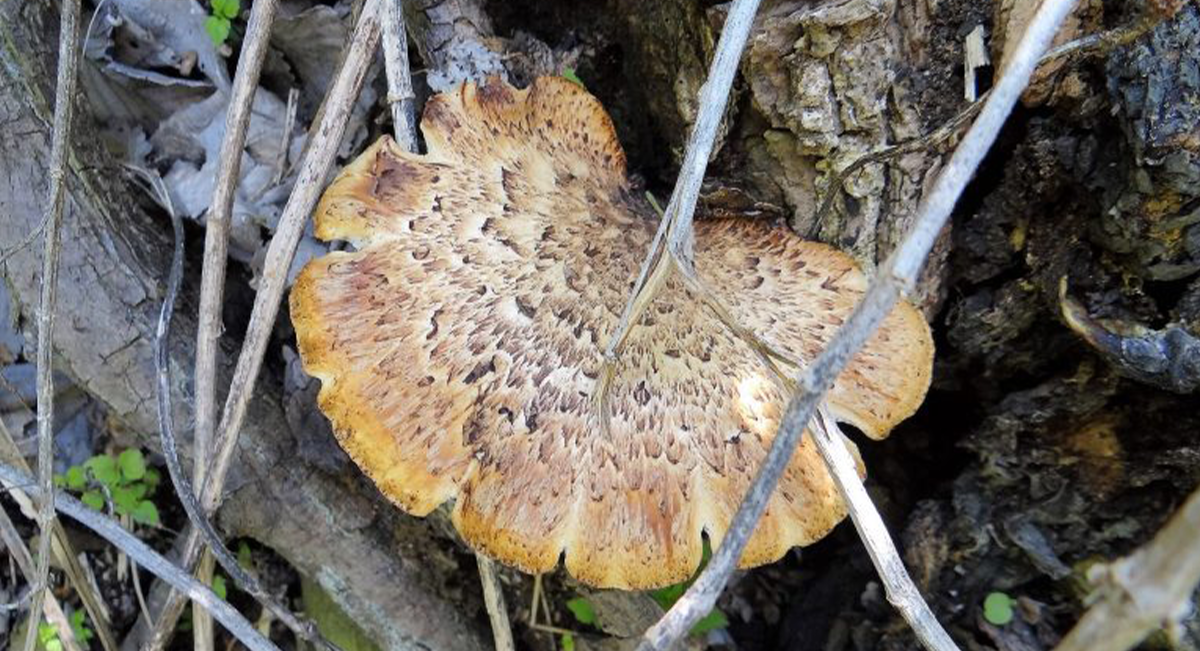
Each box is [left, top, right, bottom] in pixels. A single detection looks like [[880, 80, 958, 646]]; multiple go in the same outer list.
[[0, 2, 486, 649]]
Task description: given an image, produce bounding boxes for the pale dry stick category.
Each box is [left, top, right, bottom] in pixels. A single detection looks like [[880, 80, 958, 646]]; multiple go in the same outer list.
[[1053, 482, 1200, 651], [811, 408, 955, 649], [271, 88, 300, 187], [25, 0, 82, 648], [382, 10, 516, 642], [638, 0, 1082, 648], [145, 2, 386, 644], [597, 0, 763, 429], [192, 7, 281, 643], [383, 0, 418, 152], [0, 461, 280, 651], [0, 419, 119, 651], [477, 555, 516, 651], [195, 0, 280, 472], [601, 0, 762, 362], [143, 165, 336, 649], [0, 504, 82, 651]]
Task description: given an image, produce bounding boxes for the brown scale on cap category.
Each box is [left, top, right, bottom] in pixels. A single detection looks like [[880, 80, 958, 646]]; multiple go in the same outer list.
[[290, 77, 934, 590]]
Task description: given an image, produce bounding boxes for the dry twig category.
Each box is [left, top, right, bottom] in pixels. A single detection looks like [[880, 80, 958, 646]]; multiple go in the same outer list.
[[146, 0, 385, 642], [26, 0, 81, 648], [189, 3, 279, 647], [383, 0, 418, 151], [477, 555, 516, 651], [0, 461, 279, 651], [1053, 483, 1200, 651], [134, 166, 335, 649], [637, 0, 1083, 648]]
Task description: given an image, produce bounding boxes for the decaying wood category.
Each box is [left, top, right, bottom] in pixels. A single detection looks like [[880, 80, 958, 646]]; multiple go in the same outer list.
[[0, 3, 486, 649], [402, 0, 505, 90], [1053, 482, 1200, 651]]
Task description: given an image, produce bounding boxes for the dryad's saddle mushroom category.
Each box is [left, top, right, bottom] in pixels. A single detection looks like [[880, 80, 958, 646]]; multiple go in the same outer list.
[[290, 77, 933, 590]]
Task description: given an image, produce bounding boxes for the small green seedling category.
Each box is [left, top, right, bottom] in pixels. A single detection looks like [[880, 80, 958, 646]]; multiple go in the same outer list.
[[213, 573, 228, 601], [205, 0, 240, 46], [70, 610, 94, 646], [38, 622, 62, 651], [561, 67, 585, 88], [983, 591, 1016, 626], [55, 449, 162, 526], [565, 597, 597, 626], [648, 539, 729, 636]]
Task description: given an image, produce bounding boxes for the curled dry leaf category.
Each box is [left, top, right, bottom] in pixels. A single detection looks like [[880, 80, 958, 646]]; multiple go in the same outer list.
[[290, 77, 933, 589]]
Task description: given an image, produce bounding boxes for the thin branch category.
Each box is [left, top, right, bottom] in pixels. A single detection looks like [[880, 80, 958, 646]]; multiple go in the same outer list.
[[0, 461, 280, 651], [147, 1, 386, 641], [189, 3, 278, 645], [26, 0, 81, 648], [195, 0, 279, 485], [382, 0, 418, 151], [150, 168, 337, 649], [1053, 482, 1200, 651], [477, 555, 515, 651], [637, 0, 1082, 648], [602, 0, 761, 360], [193, 0, 280, 553], [812, 408, 956, 649]]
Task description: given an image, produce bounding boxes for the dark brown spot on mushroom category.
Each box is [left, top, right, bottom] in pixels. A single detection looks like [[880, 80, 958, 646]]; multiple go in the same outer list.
[[515, 296, 536, 319], [634, 381, 651, 406], [464, 358, 496, 384], [426, 308, 442, 340]]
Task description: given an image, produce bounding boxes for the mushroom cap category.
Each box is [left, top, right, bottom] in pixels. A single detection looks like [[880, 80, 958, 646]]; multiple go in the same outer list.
[[290, 77, 933, 590]]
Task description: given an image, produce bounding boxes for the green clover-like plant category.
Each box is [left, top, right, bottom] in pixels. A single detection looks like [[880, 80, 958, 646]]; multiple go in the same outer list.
[[648, 539, 729, 636], [983, 591, 1016, 626], [55, 449, 161, 527], [205, 0, 240, 46]]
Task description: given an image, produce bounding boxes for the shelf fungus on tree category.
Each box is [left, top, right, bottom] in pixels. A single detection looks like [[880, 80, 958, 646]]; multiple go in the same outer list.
[[290, 77, 934, 590]]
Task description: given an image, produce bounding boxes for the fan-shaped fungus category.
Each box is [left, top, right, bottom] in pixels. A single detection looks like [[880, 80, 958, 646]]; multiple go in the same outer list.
[[290, 77, 933, 590]]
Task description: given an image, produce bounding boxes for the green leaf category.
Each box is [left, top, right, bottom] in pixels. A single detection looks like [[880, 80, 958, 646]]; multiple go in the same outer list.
[[84, 455, 120, 486], [237, 540, 253, 568], [81, 490, 105, 511], [561, 67, 584, 88], [212, 0, 239, 19], [70, 610, 94, 642], [112, 485, 139, 514], [144, 467, 161, 489], [38, 623, 58, 644], [118, 448, 146, 481], [565, 597, 597, 626], [690, 609, 728, 636], [205, 15, 231, 45], [983, 591, 1015, 626], [561, 633, 575, 651], [65, 465, 87, 490], [649, 583, 685, 610], [213, 574, 228, 601], [131, 500, 160, 526]]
